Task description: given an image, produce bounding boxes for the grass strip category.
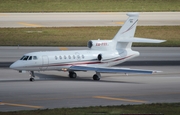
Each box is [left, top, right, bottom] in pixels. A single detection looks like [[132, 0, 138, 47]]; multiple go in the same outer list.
[[0, 26, 179, 47], [0, 103, 180, 115], [0, 0, 180, 12]]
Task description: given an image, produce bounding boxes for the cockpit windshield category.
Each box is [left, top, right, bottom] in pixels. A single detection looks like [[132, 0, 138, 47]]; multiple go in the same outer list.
[[20, 56, 25, 60], [23, 56, 29, 60], [29, 56, 32, 60], [20, 55, 38, 61]]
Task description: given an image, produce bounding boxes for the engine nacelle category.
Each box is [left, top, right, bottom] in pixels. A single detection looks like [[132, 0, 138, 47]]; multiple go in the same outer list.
[[97, 54, 102, 61], [97, 53, 120, 62], [87, 40, 114, 50]]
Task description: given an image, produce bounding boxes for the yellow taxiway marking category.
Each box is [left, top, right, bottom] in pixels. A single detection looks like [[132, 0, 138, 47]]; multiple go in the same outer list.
[[99, 12, 115, 14], [0, 13, 8, 16], [115, 22, 124, 25], [59, 47, 68, 50], [94, 96, 147, 103], [0, 102, 43, 109], [18, 22, 43, 27]]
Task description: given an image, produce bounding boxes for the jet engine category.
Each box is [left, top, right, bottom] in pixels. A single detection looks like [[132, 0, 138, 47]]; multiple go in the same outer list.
[[97, 53, 120, 62], [87, 40, 114, 50], [97, 54, 102, 61]]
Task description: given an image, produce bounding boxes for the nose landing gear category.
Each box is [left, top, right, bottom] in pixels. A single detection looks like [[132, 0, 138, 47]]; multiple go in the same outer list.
[[29, 71, 35, 82]]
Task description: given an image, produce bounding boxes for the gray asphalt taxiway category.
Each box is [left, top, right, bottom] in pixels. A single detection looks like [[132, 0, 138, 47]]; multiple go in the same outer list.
[[0, 66, 180, 111], [0, 47, 180, 111]]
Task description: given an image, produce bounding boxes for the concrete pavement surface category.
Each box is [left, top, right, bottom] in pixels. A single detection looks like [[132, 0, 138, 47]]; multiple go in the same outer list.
[[0, 12, 180, 27]]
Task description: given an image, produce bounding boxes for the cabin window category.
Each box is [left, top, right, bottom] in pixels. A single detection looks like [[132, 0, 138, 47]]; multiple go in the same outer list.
[[23, 56, 29, 60], [68, 55, 71, 59], [82, 55, 84, 59], [73, 55, 75, 59], [64, 55, 67, 59], [28, 56, 32, 60], [55, 56, 58, 60], [33, 56, 38, 60], [59, 56, 62, 59]]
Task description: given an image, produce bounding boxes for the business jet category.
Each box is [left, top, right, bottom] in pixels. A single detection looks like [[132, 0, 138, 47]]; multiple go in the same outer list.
[[10, 12, 165, 81]]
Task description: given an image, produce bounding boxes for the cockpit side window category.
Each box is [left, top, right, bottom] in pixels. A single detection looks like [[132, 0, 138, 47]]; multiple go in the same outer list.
[[20, 56, 25, 60], [23, 56, 29, 60], [28, 56, 32, 60], [33, 56, 38, 60]]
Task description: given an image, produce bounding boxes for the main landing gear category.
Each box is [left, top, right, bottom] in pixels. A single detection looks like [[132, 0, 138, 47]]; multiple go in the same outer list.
[[28, 71, 101, 81], [93, 72, 101, 81], [29, 71, 35, 82], [69, 71, 77, 78], [69, 71, 101, 81]]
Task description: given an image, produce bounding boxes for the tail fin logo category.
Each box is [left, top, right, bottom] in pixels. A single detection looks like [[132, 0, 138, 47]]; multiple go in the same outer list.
[[121, 19, 138, 34], [130, 19, 133, 23]]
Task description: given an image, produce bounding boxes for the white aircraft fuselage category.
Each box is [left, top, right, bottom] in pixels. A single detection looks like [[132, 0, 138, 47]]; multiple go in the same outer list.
[[11, 49, 139, 71]]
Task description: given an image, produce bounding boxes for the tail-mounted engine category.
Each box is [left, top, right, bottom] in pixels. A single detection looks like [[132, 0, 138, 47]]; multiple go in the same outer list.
[[97, 53, 120, 62], [87, 40, 114, 50], [97, 54, 102, 61]]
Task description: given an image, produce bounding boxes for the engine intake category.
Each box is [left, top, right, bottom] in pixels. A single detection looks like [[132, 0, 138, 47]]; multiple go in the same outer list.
[[87, 40, 113, 50], [87, 40, 93, 48], [97, 54, 102, 61]]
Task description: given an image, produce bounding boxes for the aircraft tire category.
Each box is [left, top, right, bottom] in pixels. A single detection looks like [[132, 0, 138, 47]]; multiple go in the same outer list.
[[69, 72, 77, 78], [93, 74, 100, 81], [29, 78, 35, 82]]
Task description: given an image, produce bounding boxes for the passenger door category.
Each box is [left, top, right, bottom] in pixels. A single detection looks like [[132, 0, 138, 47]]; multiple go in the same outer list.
[[75, 52, 81, 61], [41, 56, 49, 70]]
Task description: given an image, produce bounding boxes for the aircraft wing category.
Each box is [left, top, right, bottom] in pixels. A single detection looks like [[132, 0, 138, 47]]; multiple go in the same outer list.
[[69, 66, 160, 74]]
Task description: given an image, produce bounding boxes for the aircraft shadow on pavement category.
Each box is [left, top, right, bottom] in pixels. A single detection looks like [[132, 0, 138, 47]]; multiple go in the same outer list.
[[0, 73, 142, 84], [34, 73, 142, 84], [0, 79, 33, 83]]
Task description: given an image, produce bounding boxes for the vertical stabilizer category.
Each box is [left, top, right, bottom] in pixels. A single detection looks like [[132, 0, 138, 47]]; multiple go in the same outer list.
[[113, 12, 139, 41]]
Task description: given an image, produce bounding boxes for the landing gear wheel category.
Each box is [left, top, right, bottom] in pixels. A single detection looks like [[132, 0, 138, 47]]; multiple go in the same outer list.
[[29, 78, 35, 82], [93, 74, 100, 81], [29, 71, 35, 82], [69, 72, 77, 78]]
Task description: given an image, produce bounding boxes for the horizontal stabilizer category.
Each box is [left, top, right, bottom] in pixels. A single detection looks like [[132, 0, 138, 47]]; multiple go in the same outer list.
[[69, 66, 161, 74], [118, 37, 166, 43]]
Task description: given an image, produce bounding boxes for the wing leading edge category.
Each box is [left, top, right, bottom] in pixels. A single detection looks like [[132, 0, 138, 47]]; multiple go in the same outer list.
[[69, 66, 160, 74]]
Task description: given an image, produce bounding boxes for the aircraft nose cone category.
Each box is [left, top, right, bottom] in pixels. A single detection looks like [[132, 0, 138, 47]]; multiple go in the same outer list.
[[9, 62, 20, 70], [9, 61, 25, 70], [9, 63, 15, 69]]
